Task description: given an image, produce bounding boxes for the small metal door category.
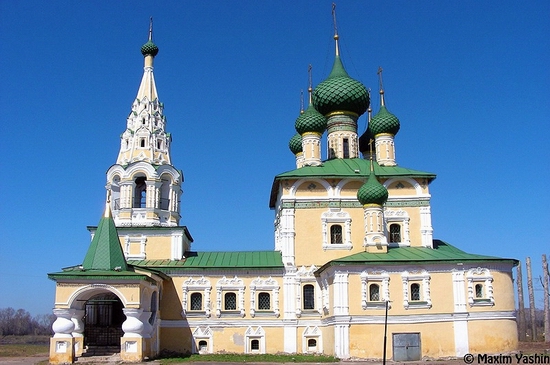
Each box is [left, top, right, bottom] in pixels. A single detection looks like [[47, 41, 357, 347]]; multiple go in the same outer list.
[[392, 333, 421, 361]]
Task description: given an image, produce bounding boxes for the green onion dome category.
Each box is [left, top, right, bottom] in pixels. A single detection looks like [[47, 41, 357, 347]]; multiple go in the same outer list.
[[312, 56, 369, 116], [370, 105, 400, 136], [295, 104, 327, 135], [289, 133, 303, 155], [357, 171, 388, 206], [358, 124, 375, 154], [141, 40, 159, 57]]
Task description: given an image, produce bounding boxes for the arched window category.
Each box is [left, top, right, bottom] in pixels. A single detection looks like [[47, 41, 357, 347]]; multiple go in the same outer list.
[[198, 340, 207, 351], [190, 293, 202, 311], [250, 339, 260, 351], [475, 284, 484, 298], [134, 176, 147, 208], [308, 339, 317, 348], [410, 283, 420, 301], [140, 138, 146, 147], [258, 292, 270, 310], [369, 283, 380, 301], [330, 225, 343, 244], [224, 292, 237, 310], [303, 284, 315, 310], [389, 224, 401, 243], [343, 138, 350, 159]]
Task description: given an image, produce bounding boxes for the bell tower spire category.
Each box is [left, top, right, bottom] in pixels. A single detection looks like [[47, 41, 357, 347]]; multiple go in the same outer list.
[[117, 17, 171, 166], [106, 20, 183, 228]]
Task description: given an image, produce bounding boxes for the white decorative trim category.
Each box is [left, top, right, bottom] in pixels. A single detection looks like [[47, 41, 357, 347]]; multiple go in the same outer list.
[[383, 209, 411, 247], [295, 266, 322, 317], [302, 326, 323, 353], [245, 326, 266, 354], [321, 209, 353, 250], [360, 270, 390, 309], [401, 270, 431, 309], [182, 277, 212, 317], [466, 267, 494, 307], [215, 276, 245, 318], [250, 277, 280, 318], [123, 235, 146, 260], [192, 326, 213, 354]]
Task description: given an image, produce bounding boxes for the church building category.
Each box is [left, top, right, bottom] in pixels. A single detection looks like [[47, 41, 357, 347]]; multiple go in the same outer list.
[[48, 18, 518, 364]]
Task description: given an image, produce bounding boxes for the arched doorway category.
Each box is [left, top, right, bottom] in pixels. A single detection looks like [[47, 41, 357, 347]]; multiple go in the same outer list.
[[83, 293, 124, 348]]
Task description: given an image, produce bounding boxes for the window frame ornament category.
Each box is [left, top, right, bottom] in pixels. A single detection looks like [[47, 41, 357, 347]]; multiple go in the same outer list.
[[296, 265, 322, 317], [321, 209, 353, 250], [466, 267, 494, 307], [401, 270, 431, 309], [360, 270, 390, 309], [245, 326, 266, 354], [215, 276, 245, 318], [250, 277, 279, 318], [384, 209, 411, 247], [302, 326, 323, 354], [192, 326, 213, 354], [182, 276, 212, 318]]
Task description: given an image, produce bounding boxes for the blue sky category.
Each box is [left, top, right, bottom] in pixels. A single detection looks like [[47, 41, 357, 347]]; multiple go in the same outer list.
[[0, 1, 548, 315]]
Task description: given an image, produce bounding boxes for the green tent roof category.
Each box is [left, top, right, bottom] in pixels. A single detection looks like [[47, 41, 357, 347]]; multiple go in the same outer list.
[[82, 208, 128, 271], [128, 251, 283, 272], [269, 159, 436, 207], [316, 240, 518, 274]]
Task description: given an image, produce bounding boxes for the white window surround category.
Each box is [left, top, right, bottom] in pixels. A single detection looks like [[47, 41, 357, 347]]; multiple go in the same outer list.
[[466, 267, 494, 307], [321, 209, 353, 250], [384, 209, 411, 247], [401, 270, 432, 309], [182, 277, 212, 318], [360, 270, 391, 309], [250, 277, 280, 318], [192, 326, 213, 354], [123, 235, 146, 260], [245, 326, 266, 354], [215, 276, 245, 318], [295, 266, 322, 317], [302, 326, 323, 353]]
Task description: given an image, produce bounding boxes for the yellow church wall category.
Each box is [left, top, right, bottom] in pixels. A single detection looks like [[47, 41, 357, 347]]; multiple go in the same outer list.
[[159, 327, 194, 354], [386, 180, 416, 196], [468, 319, 518, 353], [349, 321, 456, 359], [53, 282, 143, 309], [339, 181, 363, 196], [295, 181, 327, 197], [167, 275, 285, 320], [293, 207, 366, 267], [321, 325, 335, 354], [143, 235, 172, 259]]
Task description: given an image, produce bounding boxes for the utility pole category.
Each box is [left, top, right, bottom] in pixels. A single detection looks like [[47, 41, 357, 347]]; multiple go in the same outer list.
[[542, 254, 549, 343], [517, 262, 527, 341], [526, 257, 537, 341]]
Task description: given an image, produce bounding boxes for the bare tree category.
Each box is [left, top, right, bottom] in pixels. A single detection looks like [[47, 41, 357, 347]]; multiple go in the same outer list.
[[542, 254, 549, 343], [517, 262, 527, 341], [526, 257, 537, 341]]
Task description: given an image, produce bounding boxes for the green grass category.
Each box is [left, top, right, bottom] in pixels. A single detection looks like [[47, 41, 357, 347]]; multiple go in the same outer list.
[[0, 343, 49, 357], [158, 352, 339, 363]]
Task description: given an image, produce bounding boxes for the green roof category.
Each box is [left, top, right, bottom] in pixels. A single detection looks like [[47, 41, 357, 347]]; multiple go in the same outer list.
[[128, 251, 283, 272], [48, 269, 146, 281], [81, 208, 127, 271], [316, 240, 518, 274], [270, 159, 436, 207]]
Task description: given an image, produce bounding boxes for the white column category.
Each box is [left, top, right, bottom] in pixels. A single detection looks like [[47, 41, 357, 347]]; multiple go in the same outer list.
[[122, 308, 145, 338], [452, 270, 469, 356], [71, 309, 84, 338], [333, 272, 349, 315], [420, 206, 434, 248], [375, 134, 396, 166], [280, 206, 296, 266], [52, 309, 75, 338]]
